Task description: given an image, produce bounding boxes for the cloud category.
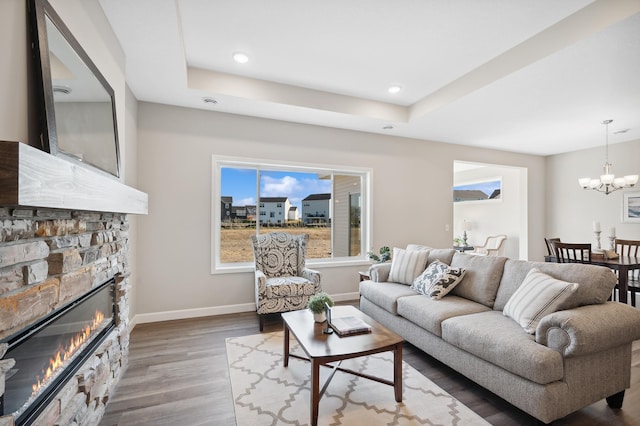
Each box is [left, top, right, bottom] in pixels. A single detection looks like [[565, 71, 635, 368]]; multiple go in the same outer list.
[[261, 175, 331, 206], [261, 175, 303, 197], [236, 197, 255, 206]]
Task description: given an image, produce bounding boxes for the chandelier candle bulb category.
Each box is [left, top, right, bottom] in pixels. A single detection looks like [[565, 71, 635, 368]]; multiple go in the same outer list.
[[579, 120, 638, 195]]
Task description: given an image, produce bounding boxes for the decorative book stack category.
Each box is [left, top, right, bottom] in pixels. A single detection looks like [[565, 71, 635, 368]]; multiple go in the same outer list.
[[330, 316, 372, 336]]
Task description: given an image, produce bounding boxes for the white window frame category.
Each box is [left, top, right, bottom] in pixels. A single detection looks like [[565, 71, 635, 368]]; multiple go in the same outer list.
[[211, 156, 372, 274]]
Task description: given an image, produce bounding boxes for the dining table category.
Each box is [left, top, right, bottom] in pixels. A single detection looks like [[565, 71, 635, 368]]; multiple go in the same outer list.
[[545, 254, 640, 304]]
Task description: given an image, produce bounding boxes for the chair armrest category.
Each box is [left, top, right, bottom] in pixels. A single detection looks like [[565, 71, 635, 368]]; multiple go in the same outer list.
[[302, 268, 321, 291], [536, 302, 640, 357], [369, 263, 392, 282], [255, 270, 267, 299]]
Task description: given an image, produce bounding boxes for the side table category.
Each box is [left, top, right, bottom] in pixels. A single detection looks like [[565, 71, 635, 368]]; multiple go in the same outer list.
[[454, 246, 474, 252], [358, 271, 370, 282]]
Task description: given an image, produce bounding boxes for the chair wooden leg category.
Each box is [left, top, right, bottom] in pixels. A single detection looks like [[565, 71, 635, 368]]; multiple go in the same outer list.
[[259, 314, 264, 332]]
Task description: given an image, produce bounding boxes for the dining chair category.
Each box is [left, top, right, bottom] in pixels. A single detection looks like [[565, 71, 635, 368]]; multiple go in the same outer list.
[[544, 237, 561, 257], [553, 242, 591, 263], [614, 239, 640, 306]]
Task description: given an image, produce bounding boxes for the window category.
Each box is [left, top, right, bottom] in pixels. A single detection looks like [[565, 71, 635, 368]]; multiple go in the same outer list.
[[212, 157, 371, 270]]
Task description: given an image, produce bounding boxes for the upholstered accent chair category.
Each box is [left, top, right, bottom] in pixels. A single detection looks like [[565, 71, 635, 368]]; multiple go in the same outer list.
[[250, 232, 322, 331], [468, 235, 507, 256]]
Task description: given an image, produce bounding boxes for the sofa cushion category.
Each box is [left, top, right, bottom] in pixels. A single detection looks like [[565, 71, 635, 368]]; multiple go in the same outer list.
[[428, 248, 456, 266], [449, 252, 507, 308], [406, 245, 456, 266], [441, 311, 564, 385], [265, 276, 317, 298], [494, 260, 617, 311], [411, 260, 466, 300], [359, 281, 418, 315], [388, 247, 429, 285], [503, 268, 578, 334], [396, 294, 490, 337]]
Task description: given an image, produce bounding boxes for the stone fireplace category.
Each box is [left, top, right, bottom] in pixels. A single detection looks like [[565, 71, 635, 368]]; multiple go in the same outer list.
[[0, 140, 148, 426], [0, 208, 132, 426]]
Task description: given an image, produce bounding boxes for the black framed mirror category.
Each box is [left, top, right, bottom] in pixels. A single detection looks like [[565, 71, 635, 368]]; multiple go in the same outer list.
[[28, 0, 120, 177]]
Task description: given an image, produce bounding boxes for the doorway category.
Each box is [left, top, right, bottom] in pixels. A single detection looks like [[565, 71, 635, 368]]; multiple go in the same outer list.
[[453, 161, 528, 260]]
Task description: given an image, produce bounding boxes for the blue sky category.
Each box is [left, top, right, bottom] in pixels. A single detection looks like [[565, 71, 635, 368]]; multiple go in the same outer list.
[[221, 168, 331, 209]]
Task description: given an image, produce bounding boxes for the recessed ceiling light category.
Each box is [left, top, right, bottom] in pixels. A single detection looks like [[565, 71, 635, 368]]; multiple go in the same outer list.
[[387, 85, 402, 94], [383, 125, 394, 130], [202, 97, 218, 105], [232, 52, 249, 64]]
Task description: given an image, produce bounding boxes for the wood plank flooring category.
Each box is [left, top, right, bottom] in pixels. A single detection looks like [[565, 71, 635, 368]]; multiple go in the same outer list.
[[100, 304, 640, 426]]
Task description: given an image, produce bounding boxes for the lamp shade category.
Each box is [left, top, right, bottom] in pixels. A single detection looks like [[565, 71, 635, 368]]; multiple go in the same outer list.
[[461, 221, 472, 231]]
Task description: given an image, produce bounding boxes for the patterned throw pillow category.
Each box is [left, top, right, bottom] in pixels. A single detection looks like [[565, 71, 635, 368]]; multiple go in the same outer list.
[[411, 260, 466, 299], [388, 247, 429, 285], [503, 268, 578, 334]]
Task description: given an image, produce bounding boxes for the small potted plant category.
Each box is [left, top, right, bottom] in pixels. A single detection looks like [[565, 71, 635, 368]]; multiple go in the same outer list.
[[367, 246, 391, 263], [453, 237, 464, 247], [307, 292, 334, 323]]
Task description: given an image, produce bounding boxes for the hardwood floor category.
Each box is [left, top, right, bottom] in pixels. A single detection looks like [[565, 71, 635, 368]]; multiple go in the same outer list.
[[100, 305, 640, 426]]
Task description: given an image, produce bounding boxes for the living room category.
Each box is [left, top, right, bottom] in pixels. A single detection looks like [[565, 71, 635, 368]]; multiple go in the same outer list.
[[1, 0, 639, 425]]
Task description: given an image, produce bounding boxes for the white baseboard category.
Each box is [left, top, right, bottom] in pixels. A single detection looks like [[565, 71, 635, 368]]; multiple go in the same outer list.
[[130, 292, 360, 327], [133, 302, 256, 325]]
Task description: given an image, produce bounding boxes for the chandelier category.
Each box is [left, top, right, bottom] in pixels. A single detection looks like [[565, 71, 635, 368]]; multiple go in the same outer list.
[[578, 119, 638, 195]]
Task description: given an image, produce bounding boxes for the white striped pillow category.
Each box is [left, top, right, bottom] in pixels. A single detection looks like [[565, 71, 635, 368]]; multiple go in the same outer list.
[[388, 247, 429, 285], [503, 268, 578, 334]]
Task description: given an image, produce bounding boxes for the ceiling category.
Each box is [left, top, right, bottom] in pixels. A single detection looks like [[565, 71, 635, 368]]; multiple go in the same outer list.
[[98, 0, 640, 156]]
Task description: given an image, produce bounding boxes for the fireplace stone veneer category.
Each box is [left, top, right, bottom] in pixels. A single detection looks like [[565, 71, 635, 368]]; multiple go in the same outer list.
[[0, 207, 132, 425]]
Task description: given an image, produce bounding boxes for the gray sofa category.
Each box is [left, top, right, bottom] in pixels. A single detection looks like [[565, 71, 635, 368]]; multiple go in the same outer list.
[[359, 246, 640, 424]]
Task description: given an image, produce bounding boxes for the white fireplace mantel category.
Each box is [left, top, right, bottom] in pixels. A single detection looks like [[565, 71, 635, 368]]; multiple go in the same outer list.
[[0, 141, 148, 214]]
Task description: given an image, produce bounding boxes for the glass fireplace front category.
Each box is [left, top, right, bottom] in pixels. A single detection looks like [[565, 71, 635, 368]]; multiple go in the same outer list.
[[1, 279, 115, 424]]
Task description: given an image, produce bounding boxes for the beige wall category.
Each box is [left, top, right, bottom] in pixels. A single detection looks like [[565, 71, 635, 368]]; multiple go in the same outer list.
[[546, 138, 640, 250], [135, 102, 546, 320]]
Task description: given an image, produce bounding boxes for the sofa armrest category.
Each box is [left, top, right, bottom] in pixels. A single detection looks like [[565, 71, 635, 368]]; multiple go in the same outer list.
[[536, 302, 640, 357], [369, 262, 392, 282]]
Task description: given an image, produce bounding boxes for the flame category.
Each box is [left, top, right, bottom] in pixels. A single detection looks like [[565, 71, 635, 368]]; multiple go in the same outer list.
[[31, 310, 105, 395]]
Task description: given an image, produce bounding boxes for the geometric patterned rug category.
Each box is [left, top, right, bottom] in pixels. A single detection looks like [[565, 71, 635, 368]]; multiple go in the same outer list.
[[226, 331, 490, 425]]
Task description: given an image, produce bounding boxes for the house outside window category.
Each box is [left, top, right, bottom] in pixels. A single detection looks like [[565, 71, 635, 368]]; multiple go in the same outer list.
[[212, 157, 371, 271]]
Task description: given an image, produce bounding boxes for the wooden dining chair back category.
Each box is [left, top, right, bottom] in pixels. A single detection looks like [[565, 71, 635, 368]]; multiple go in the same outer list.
[[554, 242, 592, 264], [544, 237, 561, 257], [614, 239, 640, 306], [614, 239, 640, 257]]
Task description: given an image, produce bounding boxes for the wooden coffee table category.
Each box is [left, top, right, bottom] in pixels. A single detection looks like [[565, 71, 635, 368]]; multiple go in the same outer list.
[[281, 305, 404, 426]]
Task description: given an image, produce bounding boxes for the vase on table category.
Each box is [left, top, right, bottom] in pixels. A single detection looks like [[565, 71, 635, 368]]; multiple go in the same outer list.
[[313, 311, 326, 323]]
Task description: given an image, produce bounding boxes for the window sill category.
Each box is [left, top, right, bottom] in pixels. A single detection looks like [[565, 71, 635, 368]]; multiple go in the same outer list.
[[212, 258, 372, 275]]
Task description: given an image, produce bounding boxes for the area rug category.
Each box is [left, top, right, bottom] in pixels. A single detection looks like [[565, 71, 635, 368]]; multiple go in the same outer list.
[[226, 332, 490, 425]]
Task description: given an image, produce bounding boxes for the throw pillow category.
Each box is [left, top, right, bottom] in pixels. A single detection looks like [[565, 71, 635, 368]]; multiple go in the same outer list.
[[411, 260, 467, 299], [503, 268, 578, 334], [388, 247, 429, 285]]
